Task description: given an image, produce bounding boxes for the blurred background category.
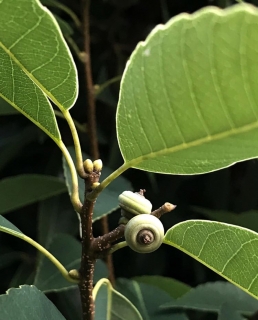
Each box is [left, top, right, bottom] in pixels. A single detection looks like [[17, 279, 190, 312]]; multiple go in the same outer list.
[[1, 0, 258, 319]]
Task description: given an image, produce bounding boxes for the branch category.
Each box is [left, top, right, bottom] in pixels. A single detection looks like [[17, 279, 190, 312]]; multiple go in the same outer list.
[[79, 178, 97, 320], [91, 224, 125, 255], [82, 0, 98, 160], [81, 0, 115, 287], [151, 202, 177, 219]]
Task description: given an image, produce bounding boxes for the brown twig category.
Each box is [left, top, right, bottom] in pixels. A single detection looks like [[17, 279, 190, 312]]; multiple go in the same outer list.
[[81, 0, 115, 303], [79, 183, 125, 320], [91, 224, 126, 255], [79, 180, 96, 320], [151, 202, 177, 219], [99, 219, 116, 284], [81, 0, 99, 160]]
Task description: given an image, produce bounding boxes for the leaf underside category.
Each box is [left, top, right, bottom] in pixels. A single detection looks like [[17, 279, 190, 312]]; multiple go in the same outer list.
[[0, 0, 78, 142], [117, 4, 258, 175], [164, 220, 258, 300], [0, 0, 77, 109], [0, 47, 61, 140]]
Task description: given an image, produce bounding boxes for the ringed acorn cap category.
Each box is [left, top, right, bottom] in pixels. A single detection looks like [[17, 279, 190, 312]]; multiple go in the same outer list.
[[124, 214, 164, 253], [118, 191, 152, 215]]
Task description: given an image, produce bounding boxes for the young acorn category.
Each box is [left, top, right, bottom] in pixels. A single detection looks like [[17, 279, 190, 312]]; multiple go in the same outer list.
[[118, 190, 152, 219], [118, 190, 164, 253]]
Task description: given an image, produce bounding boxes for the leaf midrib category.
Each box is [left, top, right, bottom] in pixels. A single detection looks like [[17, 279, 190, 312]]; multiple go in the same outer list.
[[0, 92, 60, 143], [125, 119, 258, 166], [0, 42, 64, 111], [163, 220, 258, 301]]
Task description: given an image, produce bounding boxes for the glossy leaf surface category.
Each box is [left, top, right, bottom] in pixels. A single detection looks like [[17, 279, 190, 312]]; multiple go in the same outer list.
[[117, 4, 258, 174], [164, 220, 258, 299]]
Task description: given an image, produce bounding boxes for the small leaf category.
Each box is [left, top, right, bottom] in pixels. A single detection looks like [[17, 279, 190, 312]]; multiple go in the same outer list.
[[164, 220, 258, 300], [0, 285, 65, 320], [0, 0, 78, 110], [133, 275, 191, 299], [34, 233, 108, 292], [94, 278, 143, 320], [161, 281, 258, 314], [117, 4, 258, 175], [63, 148, 132, 221], [0, 174, 67, 214], [116, 278, 189, 320]]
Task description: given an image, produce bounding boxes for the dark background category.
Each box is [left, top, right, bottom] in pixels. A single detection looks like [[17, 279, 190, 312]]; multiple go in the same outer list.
[[1, 0, 258, 319]]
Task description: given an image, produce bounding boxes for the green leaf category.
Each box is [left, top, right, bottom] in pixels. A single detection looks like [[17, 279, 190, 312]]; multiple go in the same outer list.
[[38, 196, 79, 247], [164, 220, 258, 300], [0, 174, 67, 214], [218, 304, 245, 320], [0, 0, 78, 110], [161, 281, 258, 314], [193, 207, 258, 233], [0, 45, 61, 141], [116, 278, 189, 320], [0, 285, 65, 320], [34, 234, 80, 292], [94, 278, 143, 320], [0, 215, 79, 287], [117, 3, 258, 175], [34, 233, 108, 292], [63, 148, 132, 221], [133, 276, 191, 299], [0, 215, 24, 238]]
